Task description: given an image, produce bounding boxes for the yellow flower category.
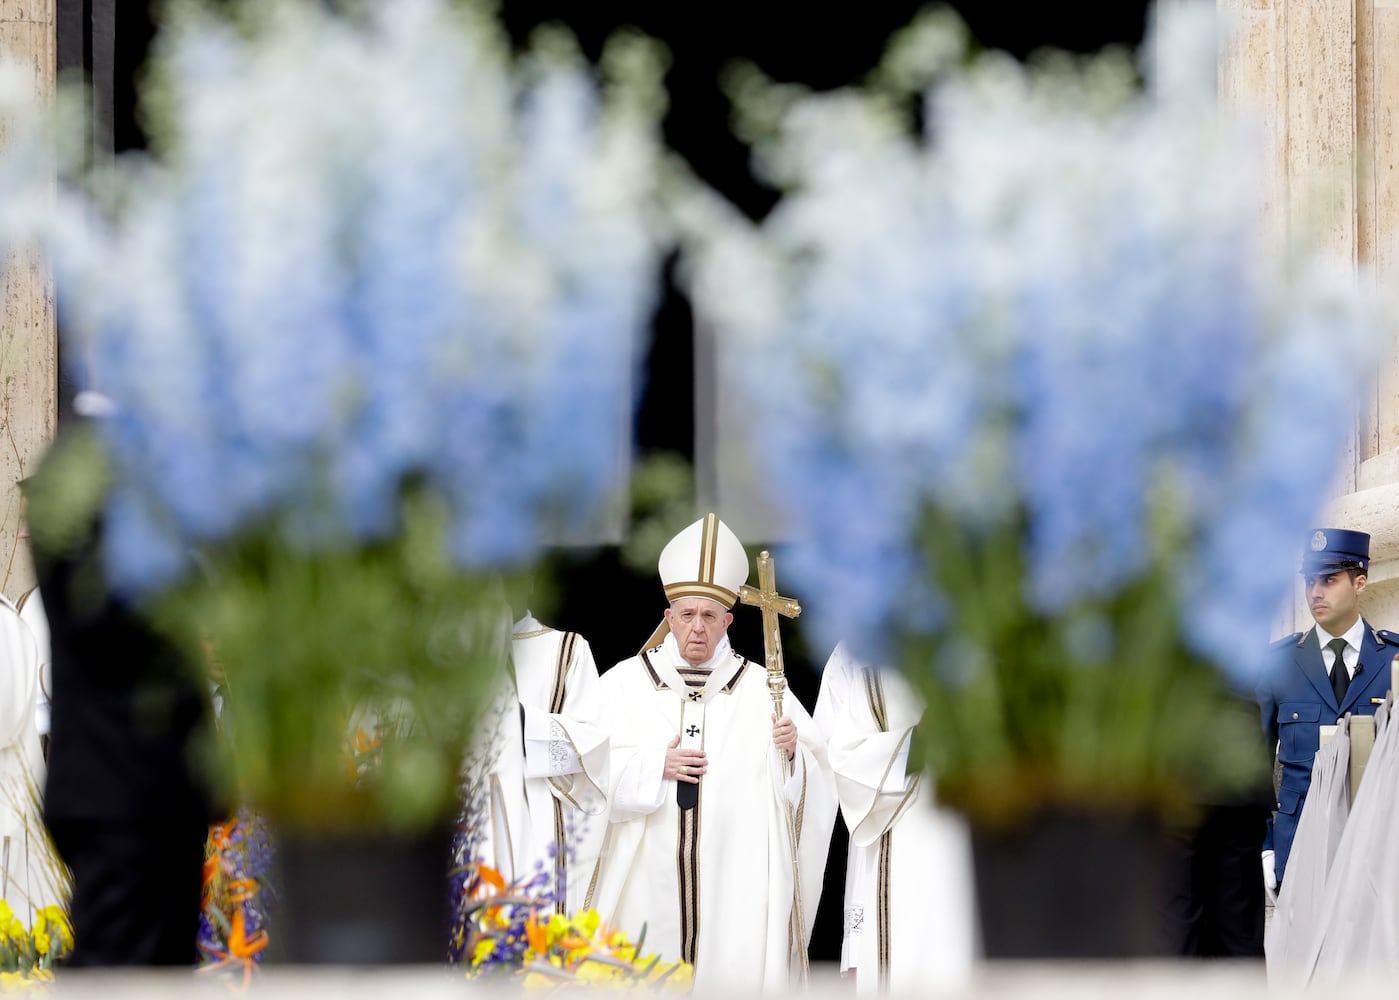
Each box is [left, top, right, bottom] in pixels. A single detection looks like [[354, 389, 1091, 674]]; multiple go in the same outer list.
[[39, 907, 74, 956], [1, 918, 23, 947], [546, 913, 570, 940], [0, 903, 18, 947], [574, 957, 628, 984], [470, 937, 495, 965], [572, 909, 601, 939]]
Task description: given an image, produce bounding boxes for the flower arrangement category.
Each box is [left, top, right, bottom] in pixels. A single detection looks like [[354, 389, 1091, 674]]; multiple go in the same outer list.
[[0, 900, 73, 988], [452, 866, 692, 990], [198, 809, 274, 985], [684, 5, 1387, 827], [8, 0, 666, 837]]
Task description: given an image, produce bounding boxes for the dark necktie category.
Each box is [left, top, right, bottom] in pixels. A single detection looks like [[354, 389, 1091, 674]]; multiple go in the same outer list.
[[1327, 637, 1350, 705]]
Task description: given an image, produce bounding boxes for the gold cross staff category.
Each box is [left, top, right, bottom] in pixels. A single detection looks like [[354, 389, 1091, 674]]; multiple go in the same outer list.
[[739, 550, 802, 719], [739, 549, 808, 982]]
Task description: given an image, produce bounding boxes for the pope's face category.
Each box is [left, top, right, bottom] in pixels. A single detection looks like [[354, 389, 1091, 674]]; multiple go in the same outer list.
[[1305, 569, 1365, 635], [665, 597, 732, 666]]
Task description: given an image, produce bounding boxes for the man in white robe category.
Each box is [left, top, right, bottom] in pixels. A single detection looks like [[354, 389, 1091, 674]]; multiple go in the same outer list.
[[822, 645, 975, 993], [461, 614, 609, 914], [16, 587, 50, 754], [0, 592, 69, 922], [812, 643, 871, 979], [587, 514, 837, 990]]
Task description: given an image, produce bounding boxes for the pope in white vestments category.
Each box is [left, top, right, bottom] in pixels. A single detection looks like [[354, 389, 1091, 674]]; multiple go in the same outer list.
[[0, 593, 68, 921], [822, 645, 975, 993], [465, 614, 609, 913], [587, 514, 837, 990]]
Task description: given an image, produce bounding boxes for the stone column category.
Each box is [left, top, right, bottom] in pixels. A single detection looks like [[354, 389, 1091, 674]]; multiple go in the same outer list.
[[0, 0, 57, 604], [1220, 0, 1399, 633]]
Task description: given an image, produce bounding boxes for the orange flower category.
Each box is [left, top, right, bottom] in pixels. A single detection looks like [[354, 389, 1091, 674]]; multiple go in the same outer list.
[[351, 727, 381, 754], [198, 908, 269, 991], [226, 879, 260, 904], [209, 822, 236, 850], [202, 854, 220, 896], [476, 864, 506, 892], [228, 908, 269, 961], [558, 932, 590, 954], [524, 914, 548, 954]]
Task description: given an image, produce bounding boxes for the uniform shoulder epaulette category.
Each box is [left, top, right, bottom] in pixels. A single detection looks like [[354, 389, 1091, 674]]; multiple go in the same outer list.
[[1270, 631, 1304, 650], [1376, 629, 1399, 647]]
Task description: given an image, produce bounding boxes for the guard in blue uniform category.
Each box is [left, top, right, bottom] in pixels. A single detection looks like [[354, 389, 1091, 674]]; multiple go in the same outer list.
[[1256, 528, 1399, 892]]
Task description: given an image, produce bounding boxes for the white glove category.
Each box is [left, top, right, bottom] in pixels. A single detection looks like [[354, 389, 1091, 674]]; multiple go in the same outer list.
[[1262, 850, 1278, 901]]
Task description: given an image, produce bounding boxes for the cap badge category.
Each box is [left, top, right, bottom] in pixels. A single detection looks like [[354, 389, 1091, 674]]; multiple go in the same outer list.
[[1312, 530, 1328, 552]]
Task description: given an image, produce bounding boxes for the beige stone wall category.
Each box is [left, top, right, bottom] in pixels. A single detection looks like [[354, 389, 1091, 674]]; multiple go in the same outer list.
[[1220, 0, 1399, 633], [0, 1, 56, 603]]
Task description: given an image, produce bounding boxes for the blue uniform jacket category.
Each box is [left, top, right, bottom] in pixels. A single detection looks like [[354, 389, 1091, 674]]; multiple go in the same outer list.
[[1256, 621, 1399, 884]]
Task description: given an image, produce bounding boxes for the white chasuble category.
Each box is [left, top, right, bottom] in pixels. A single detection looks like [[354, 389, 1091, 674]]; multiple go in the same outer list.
[[474, 616, 609, 913], [588, 634, 837, 990], [828, 664, 975, 993], [0, 596, 67, 921], [813, 643, 871, 978]]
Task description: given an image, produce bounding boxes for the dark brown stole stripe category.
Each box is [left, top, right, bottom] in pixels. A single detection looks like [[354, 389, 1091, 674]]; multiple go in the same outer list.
[[863, 669, 892, 988], [677, 791, 702, 964], [547, 632, 576, 911]]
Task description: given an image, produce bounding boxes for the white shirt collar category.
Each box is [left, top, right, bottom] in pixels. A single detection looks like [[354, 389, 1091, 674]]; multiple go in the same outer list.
[[1315, 616, 1365, 652]]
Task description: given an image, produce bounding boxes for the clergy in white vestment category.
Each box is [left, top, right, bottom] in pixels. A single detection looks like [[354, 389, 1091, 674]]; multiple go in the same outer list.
[[587, 514, 837, 990], [812, 643, 872, 980], [466, 614, 609, 913], [823, 646, 975, 993], [16, 587, 51, 749], [0, 593, 69, 921]]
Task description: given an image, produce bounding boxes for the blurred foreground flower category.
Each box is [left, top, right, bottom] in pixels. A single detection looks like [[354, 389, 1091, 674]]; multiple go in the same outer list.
[[453, 863, 691, 991], [198, 809, 273, 984], [9, 0, 665, 836], [686, 3, 1388, 824], [0, 899, 72, 985]]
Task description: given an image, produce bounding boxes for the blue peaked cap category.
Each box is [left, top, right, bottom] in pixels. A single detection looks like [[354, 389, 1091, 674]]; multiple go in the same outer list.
[[1300, 527, 1370, 574]]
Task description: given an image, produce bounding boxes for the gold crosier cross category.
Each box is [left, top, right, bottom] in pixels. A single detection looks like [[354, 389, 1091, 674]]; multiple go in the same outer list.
[[739, 550, 802, 721], [738, 549, 809, 982]]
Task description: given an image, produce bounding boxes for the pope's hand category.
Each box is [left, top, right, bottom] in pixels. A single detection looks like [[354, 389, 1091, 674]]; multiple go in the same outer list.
[[1262, 850, 1277, 901], [772, 715, 797, 760], [665, 734, 706, 784]]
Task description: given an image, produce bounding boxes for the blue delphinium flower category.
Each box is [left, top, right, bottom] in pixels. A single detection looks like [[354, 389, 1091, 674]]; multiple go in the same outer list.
[[688, 11, 1384, 691], [26, 0, 660, 593]]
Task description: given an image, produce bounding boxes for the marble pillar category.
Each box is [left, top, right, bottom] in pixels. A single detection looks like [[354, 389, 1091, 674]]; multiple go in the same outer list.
[[1220, 0, 1399, 631], [0, 0, 57, 604]]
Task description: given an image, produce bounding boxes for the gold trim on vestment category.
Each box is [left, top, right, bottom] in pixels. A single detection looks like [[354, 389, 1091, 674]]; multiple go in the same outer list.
[[865, 670, 892, 987], [664, 580, 738, 607], [700, 513, 718, 584], [553, 799, 567, 915], [877, 830, 892, 989]]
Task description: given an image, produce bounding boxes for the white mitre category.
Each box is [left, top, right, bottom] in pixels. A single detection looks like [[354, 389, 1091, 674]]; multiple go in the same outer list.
[[638, 513, 749, 653]]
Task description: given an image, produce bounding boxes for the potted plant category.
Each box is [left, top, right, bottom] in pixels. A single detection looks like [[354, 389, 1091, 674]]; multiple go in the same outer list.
[[683, 5, 1386, 956], [10, 0, 664, 963]]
